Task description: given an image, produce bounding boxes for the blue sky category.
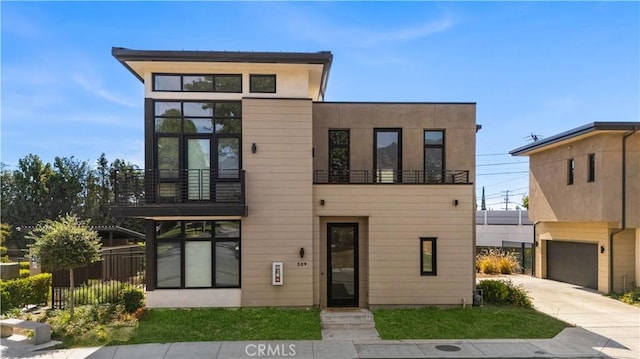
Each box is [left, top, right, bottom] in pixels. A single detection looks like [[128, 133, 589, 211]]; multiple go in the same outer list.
[[2, 1, 639, 209]]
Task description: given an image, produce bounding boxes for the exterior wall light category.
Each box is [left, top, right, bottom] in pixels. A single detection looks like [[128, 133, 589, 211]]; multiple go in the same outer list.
[[299, 248, 305, 258], [251, 143, 257, 153], [453, 199, 459, 206], [600, 246, 605, 254], [320, 199, 325, 206]]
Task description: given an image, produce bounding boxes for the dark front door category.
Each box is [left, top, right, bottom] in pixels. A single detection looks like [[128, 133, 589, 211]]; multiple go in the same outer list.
[[327, 223, 359, 307]]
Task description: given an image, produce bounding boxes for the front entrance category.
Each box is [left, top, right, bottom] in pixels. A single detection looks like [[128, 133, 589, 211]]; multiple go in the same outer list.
[[327, 223, 359, 307]]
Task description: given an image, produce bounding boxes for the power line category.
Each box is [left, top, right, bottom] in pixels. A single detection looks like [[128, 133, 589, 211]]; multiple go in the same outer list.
[[477, 161, 527, 167], [477, 171, 529, 176], [476, 153, 510, 157]]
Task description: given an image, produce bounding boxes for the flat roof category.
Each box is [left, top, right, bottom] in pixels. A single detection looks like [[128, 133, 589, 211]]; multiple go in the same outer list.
[[510, 122, 640, 156]]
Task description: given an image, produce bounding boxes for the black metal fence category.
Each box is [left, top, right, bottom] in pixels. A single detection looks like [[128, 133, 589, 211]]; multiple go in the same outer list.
[[51, 246, 145, 309], [476, 242, 534, 275], [314, 169, 471, 184], [112, 169, 246, 206]]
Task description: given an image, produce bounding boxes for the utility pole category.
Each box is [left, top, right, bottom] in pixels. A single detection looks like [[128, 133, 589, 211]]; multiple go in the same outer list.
[[504, 190, 509, 210], [481, 187, 486, 210]]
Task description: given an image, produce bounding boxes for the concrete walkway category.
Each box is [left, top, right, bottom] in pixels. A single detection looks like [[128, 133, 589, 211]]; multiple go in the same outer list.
[[508, 274, 640, 359]]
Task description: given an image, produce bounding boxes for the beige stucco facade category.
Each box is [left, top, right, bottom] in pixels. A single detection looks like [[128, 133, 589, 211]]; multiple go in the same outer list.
[[513, 124, 640, 293], [113, 48, 478, 308]]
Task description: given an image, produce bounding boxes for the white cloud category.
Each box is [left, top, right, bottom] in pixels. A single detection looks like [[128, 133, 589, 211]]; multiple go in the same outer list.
[[268, 4, 456, 48], [72, 73, 137, 108]]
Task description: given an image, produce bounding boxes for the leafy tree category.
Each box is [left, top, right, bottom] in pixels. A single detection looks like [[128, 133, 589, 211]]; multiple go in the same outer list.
[[0, 223, 10, 261], [522, 195, 529, 210], [29, 215, 101, 317]]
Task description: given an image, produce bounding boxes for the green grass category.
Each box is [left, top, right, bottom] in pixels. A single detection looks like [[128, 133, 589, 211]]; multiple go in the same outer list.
[[373, 306, 568, 340], [118, 307, 322, 344]]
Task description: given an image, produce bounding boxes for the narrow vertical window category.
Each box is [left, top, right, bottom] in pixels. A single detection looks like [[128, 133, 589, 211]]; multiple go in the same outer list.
[[424, 130, 445, 183], [374, 129, 402, 183], [420, 237, 437, 276], [588, 154, 595, 182], [567, 158, 575, 185], [328, 129, 350, 183]]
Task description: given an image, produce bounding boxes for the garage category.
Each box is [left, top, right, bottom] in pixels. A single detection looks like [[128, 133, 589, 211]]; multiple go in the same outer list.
[[547, 241, 598, 289]]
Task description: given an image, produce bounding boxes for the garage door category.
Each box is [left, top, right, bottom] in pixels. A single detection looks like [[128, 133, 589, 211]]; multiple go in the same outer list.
[[547, 241, 598, 289]]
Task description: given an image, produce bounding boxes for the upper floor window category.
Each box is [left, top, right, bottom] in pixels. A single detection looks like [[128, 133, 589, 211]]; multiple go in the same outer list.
[[328, 129, 350, 183], [374, 129, 402, 183], [567, 158, 575, 185], [250, 74, 276, 93], [424, 130, 445, 181], [588, 154, 595, 182], [153, 74, 242, 93]]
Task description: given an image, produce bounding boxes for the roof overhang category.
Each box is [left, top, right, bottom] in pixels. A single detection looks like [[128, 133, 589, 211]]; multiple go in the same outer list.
[[112, 47, 333, 100], [510, 122, 640, 156]]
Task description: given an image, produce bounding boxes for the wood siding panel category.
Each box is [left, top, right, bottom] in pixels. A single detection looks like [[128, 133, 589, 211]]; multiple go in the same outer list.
[[241, 99, 314, 307]]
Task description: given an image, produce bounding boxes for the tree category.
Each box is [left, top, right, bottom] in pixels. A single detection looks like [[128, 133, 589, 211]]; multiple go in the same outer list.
[[522, 195, 529, 210], [29, 215, 101, 317], [0, 223, 10, 260]]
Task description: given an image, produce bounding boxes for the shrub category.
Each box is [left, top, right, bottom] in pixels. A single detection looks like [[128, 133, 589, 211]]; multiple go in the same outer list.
[[19, 261, 30, 270], [0, 273, 52, 312], [122, 287, 145, 313], [19, 269, 30, 278], [478, 279, 532, 307], [617, 287, 640, 306], [476, 248, 522, 275]]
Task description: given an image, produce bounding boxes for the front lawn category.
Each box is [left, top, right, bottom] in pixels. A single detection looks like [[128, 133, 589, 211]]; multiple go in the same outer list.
[[121, 307, 322, 344], [373, 306, 568, 340]]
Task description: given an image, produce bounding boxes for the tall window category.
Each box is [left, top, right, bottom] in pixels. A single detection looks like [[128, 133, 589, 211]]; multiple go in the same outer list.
[[250, 74, 276, 93], [328, 130, 350, 183], [420, 238, 437, 276], [588, 154, 595, 182], [154, 101, 241, 202], [153, 74, 242, 93], [374, 129, 402, 183], [156, 220, 240, 289], [424, 130, 445, 182], [567, 158, 575, 185]]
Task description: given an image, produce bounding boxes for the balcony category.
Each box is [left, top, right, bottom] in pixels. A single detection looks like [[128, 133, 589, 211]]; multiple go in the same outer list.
[[111, 169, 247, 218], [313, 170, 470, 184]]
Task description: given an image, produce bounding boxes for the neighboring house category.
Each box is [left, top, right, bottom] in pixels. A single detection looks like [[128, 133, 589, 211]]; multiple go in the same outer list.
[[111, 47, 478, 308], [476, 210, 533, 248], [511, 122, 640, 293]]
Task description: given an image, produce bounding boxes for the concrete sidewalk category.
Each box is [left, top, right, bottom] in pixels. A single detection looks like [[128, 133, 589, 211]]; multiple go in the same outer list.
[[0, 327, 613, 358]]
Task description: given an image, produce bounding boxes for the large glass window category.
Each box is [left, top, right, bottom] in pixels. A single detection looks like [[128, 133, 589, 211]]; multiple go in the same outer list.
[[155, 220, 240, 289], [420, 237, 437, 276], [424, 130, 444, 182], [374, 129, 402, 183], [329, 130, 350, 183], [250, 74, 276, 93], [153, 101, 242, 202], [153, 74, 242, 93]]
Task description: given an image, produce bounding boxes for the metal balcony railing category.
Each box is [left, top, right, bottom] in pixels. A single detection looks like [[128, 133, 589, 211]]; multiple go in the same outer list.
[[313, 169, 470, 184], [112, 169, 245, 207]]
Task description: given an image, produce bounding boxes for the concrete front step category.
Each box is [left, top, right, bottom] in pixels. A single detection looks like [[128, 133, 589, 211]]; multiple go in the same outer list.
[[321, 309, 377, 330]]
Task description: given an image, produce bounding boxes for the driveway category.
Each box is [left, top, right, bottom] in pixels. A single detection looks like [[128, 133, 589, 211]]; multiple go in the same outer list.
[[508, 275, 640, 359]]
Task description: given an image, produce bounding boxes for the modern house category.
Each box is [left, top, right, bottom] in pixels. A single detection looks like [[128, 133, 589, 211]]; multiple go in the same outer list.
[[511, 122, 640, 293], [111, 47, 478, 308]]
